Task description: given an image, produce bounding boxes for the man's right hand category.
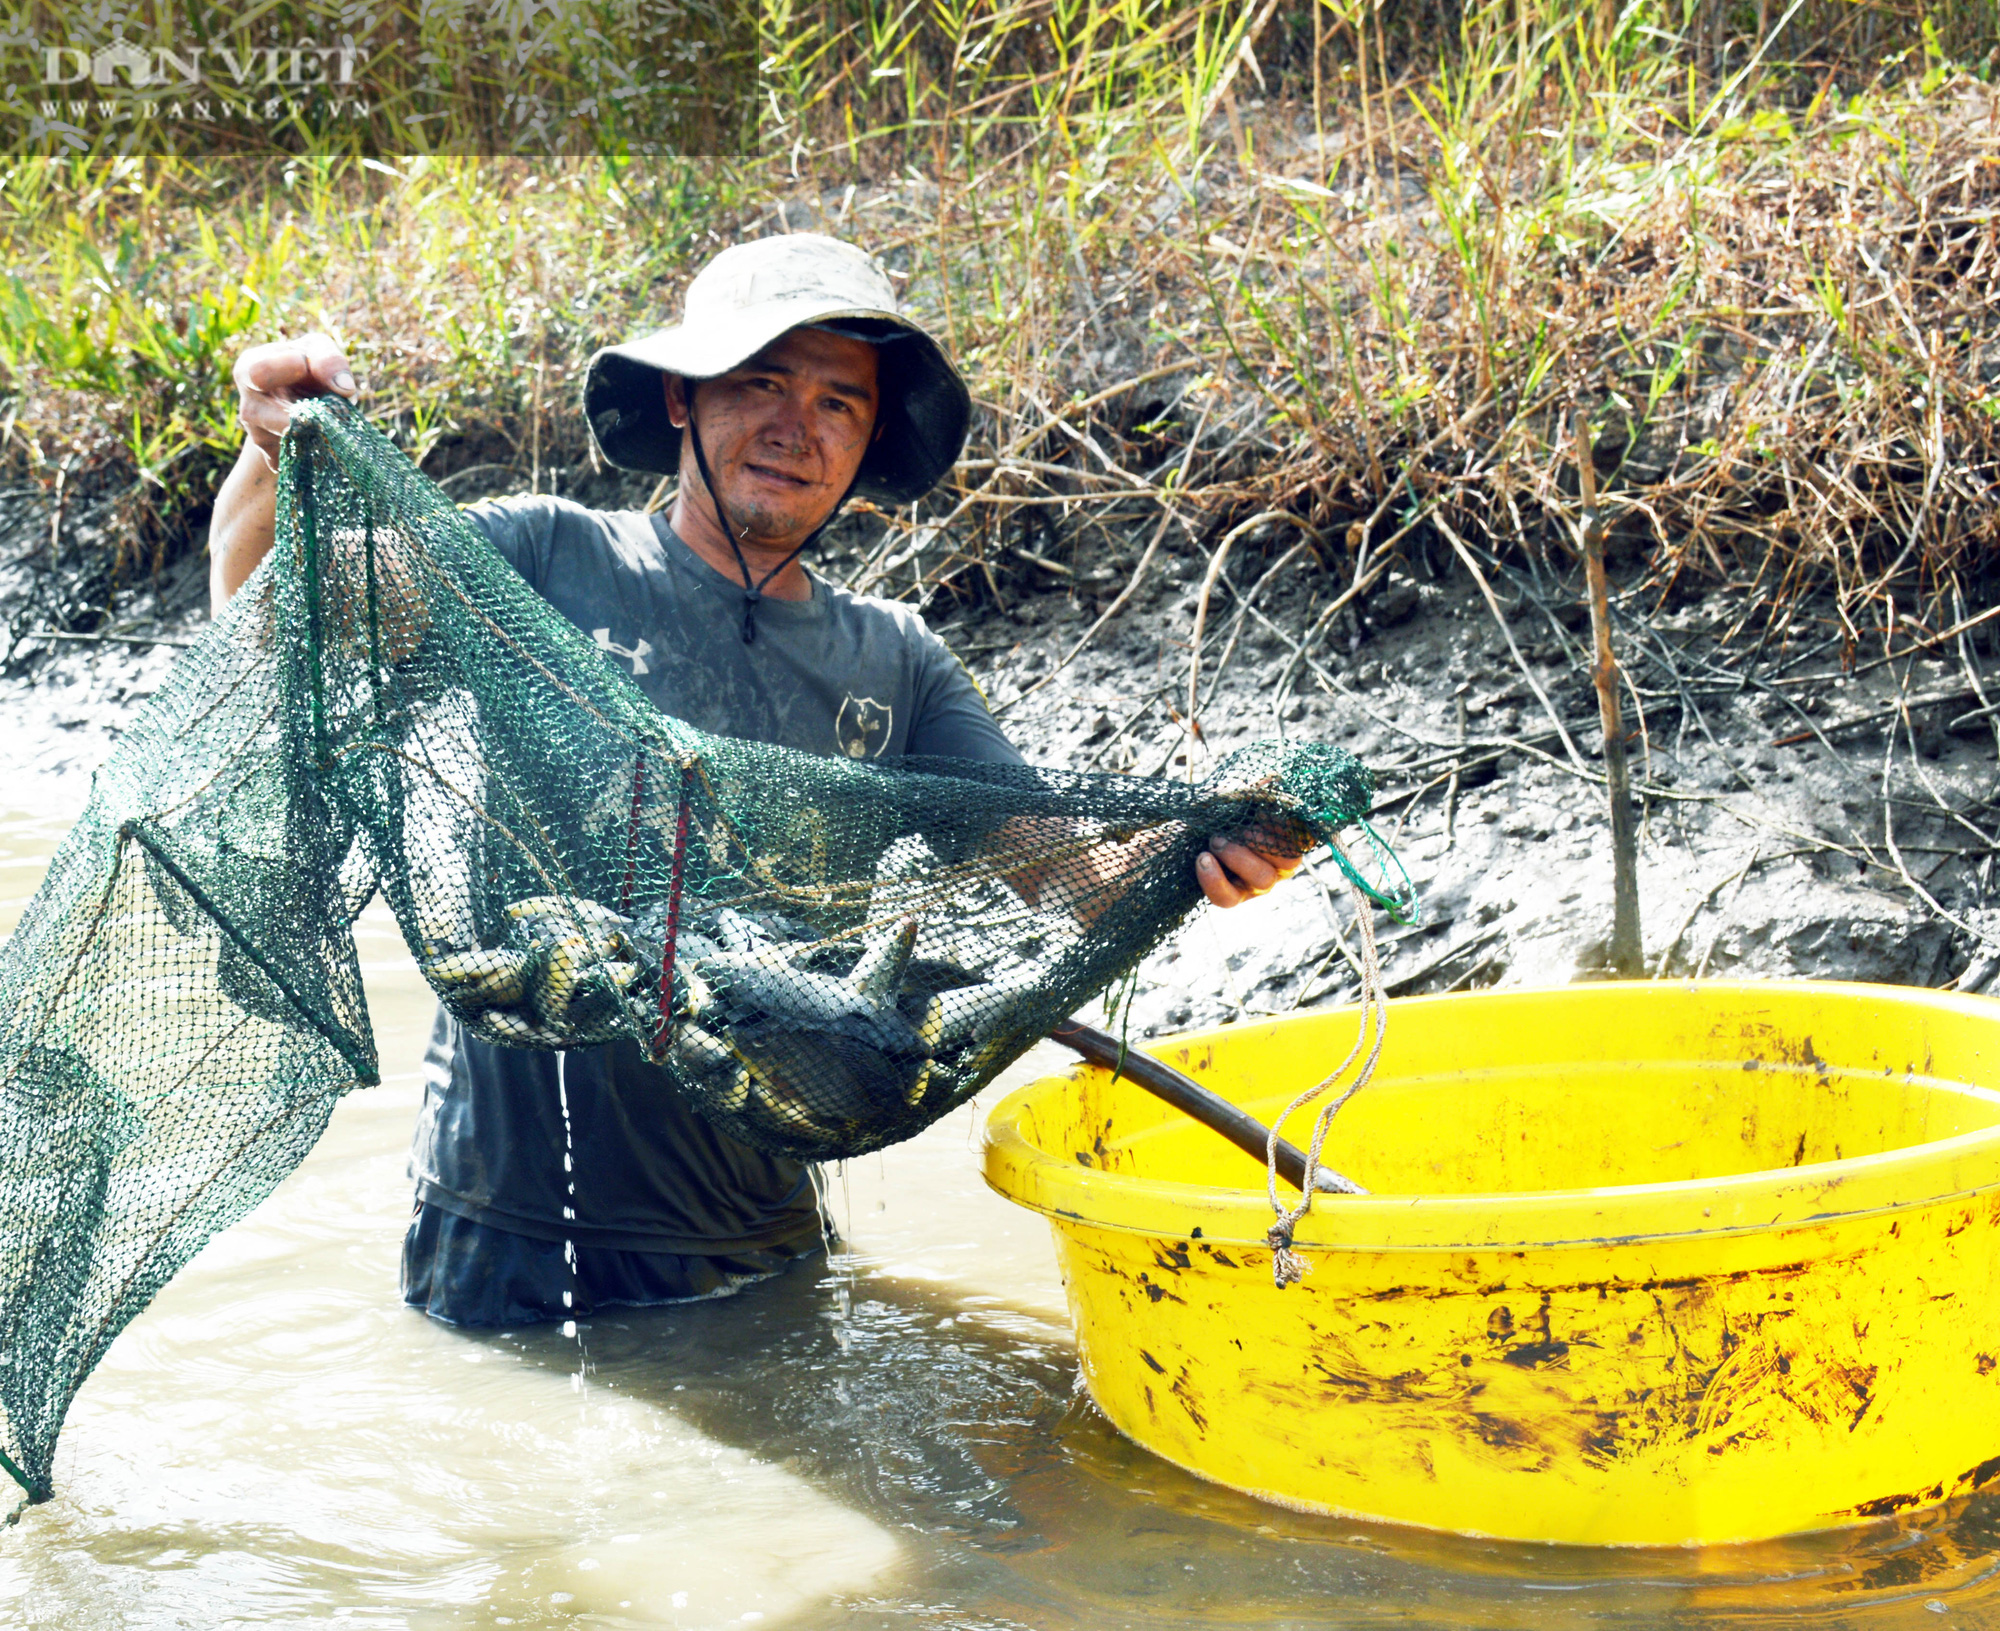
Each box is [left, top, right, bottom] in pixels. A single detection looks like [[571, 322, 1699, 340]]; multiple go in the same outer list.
[[211, 334, 359, 613], [234, 333, 358, 468]]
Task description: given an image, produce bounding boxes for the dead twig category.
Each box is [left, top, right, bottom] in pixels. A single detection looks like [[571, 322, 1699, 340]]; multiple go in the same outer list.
[[1080, 683, 1170, 770], [1658, 844, 1764, 979], [1188, 509, 1314, 733], [1208, 539, 1313, 719], [1688, 844, 1769, 979], [1432, 511, 1587, 773], [1384, 922, 1508, 996], [1772, 688, 1979, 749], [1769, 605, 2000, 689], [1444, 685, 1467, 846], [1952, 580, 2000, 764], [24, 628, 195, 651], [46, 455, 70, 572], [1883, 676, 2000, 952], [993, 399, 1213, 717]]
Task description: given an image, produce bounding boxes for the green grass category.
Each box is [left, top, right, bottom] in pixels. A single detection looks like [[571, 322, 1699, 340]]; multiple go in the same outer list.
[[0, 0, 1995, 648], [0, 156, 740, 566]]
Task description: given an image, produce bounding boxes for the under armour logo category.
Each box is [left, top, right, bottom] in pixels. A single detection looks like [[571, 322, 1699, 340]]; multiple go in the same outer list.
[[592, 627, 653, 676]]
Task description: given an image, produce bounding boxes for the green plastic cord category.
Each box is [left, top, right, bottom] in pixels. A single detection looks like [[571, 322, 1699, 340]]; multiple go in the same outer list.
[[295, 438, 331, 769], [1328, 817, 1420, 926]]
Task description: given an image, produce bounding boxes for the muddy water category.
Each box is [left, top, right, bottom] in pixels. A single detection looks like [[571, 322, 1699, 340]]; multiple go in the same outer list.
[[3, 806, 2000, 1630]]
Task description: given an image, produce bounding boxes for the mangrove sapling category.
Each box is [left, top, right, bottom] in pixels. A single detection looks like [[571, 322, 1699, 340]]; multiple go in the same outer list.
[[1576, 411, 1643, 979]]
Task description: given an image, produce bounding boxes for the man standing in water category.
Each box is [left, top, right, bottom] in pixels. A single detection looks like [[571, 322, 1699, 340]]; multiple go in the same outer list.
[[210, 233, 1298, 1327]]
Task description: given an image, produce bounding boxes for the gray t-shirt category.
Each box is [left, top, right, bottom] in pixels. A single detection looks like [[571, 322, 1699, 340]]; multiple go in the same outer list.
[[410, 496, 1022, 1254]]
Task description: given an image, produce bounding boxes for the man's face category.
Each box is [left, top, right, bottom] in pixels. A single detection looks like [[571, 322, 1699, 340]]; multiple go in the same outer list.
[[665, 326, 881, 547]]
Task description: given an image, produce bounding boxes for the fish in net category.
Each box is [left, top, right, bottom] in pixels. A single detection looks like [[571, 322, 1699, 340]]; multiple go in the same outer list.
[[0, 395, 1411, 1504]]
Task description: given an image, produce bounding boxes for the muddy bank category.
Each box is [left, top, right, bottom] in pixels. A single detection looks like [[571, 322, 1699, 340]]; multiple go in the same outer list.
[[3, 485, 1993, 1038], [925, 533, 1999, 1034]]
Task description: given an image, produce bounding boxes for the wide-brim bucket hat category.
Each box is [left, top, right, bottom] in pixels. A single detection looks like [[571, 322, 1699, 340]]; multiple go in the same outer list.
[[583, 233, 970, 506]]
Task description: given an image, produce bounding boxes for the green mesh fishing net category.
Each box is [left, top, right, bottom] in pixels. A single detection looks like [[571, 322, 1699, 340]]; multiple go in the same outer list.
[[0, 395, 1407, 1504]]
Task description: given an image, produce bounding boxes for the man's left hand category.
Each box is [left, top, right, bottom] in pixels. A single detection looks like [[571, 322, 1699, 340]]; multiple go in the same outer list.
[[1197, 835, 1304, 908]]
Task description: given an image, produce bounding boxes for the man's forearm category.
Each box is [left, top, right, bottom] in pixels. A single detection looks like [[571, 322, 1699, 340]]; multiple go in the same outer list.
[[984, 813, 1157, 927], [208, 442, 280, 615], [987, 809, 1307, 920], [212, 332, 360, 617]]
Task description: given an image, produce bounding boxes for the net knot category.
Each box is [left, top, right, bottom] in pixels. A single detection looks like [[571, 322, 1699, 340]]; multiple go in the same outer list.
[[1266, 1220, 1311, 1289]]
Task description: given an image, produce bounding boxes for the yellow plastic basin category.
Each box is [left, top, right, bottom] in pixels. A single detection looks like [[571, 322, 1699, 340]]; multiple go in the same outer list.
[[982, 981, 2000, 1546]]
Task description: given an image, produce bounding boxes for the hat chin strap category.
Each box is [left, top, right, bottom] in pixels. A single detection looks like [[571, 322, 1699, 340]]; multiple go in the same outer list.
[[684, 393, 860, 645]]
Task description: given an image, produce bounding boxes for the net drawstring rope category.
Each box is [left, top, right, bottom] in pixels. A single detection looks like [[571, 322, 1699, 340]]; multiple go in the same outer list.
[[1263, 834, 1388, 1288], [649, 759, 695, 1065]]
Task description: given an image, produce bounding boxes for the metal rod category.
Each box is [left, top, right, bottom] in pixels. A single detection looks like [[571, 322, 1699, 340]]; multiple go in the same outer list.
[[26, 628, 194, 650], [1048, 1021, 1364, 1196]]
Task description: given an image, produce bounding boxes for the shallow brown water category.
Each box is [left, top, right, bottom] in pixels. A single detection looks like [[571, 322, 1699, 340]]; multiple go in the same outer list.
[[5, 805, 2000, 1629]]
